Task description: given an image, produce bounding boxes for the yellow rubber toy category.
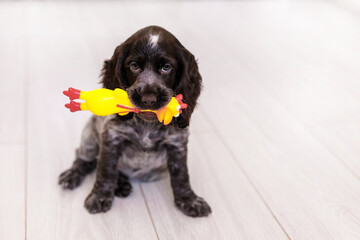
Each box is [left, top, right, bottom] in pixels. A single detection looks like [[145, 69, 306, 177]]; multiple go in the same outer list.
[[63, 87, 187, 125]]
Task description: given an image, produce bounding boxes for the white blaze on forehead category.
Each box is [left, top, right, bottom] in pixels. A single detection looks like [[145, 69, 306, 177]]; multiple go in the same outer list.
[[149, 34, 159, 47]]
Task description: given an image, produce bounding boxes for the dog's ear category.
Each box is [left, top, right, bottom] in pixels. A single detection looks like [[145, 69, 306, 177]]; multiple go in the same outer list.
[[100, 43, 134, 121], [174, 46, 202, 128], [101, 43, 130, 90]]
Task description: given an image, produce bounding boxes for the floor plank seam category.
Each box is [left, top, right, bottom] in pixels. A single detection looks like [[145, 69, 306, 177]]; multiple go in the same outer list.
[[139, 184, 160, 240], [265, 86, 360, 181], [216, 7, 360, 185], [200, 109, 292, 240], [305, 129, 360, 180], [251, 80, 360, 182], [24, 4, 29, 239]]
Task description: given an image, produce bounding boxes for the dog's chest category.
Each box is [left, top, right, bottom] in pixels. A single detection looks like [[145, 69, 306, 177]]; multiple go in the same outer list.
[[117, 124, 170, 181]]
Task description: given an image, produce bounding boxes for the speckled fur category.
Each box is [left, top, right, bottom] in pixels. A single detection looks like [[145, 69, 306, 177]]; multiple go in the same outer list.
[[59, 25, 211, 217], [77, 114, 189, 182]]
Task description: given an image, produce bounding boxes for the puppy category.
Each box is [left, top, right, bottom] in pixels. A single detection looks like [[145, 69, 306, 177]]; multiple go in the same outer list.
[[59, 26, 211, 217]]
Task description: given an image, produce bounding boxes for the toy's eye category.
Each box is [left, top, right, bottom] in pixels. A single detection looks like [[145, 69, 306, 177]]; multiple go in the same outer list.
[[160, 64, 172, 73], [129, 62, 141, 73]]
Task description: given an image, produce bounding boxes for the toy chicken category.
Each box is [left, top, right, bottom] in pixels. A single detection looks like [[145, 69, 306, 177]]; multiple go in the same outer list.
[[63, 87, 187, 125]]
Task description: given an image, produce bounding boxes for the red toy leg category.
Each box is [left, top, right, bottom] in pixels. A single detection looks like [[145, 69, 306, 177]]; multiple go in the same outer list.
[[65, 100, 82, 112], [175, 94, 187, 109], [63, 87, 81, 100]]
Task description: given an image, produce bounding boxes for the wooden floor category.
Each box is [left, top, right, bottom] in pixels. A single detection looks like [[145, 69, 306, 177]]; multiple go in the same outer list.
[[1, 1, 360, 239]]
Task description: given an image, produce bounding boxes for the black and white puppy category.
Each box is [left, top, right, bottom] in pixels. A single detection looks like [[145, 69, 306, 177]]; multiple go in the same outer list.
[[59, 26, 211, 217]]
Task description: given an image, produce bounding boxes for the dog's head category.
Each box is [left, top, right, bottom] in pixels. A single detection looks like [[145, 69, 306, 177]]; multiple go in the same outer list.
[[101, 26, 202, 128]]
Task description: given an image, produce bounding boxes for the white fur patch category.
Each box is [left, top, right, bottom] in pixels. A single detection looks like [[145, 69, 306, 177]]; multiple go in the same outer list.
[[149, 34, 159, 47]]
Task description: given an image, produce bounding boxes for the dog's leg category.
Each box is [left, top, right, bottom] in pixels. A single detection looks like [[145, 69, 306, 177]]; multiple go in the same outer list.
[[59, 159, 97, 190], [114, 171, 132, 197], [84, 124, 123, 214], [166, 138, 212, 217], [59, 117, 98, 189]]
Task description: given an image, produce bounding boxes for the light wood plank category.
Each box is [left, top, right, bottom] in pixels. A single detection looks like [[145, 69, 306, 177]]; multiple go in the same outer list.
[[233, 1, 360, 126], [0, 2, 26, 143], [26, 3, 157, 239], [201, 1, 360, 177], [310, 123, 360, 178], [198, 46, 360, 240], [247, 2, 360, 178], [0, 3, 26, 239], [202, 85, 360, 240], [0, 145, 25, 240]]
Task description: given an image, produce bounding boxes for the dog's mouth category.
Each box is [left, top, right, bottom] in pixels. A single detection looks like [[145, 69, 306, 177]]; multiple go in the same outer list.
[[138, 111, 158, 121], [126, 88, 173, 111]]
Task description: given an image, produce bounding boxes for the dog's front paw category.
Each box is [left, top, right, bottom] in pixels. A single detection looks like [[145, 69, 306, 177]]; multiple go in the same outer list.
[[58, 169, 84, 190], [175, 196, 212, 217], [84, 192, 114, 214]]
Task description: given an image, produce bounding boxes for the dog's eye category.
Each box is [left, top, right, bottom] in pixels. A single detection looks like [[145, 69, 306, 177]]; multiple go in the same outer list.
[[160, 64, 172, 73], [129, 62, 141, 73]]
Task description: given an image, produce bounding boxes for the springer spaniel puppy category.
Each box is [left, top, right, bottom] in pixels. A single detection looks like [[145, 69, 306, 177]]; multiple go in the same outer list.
[[59, 26, 211, 217]]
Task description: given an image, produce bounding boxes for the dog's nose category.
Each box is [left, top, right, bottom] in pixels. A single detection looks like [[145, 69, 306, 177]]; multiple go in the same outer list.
[[141, 93, 157, 107]]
